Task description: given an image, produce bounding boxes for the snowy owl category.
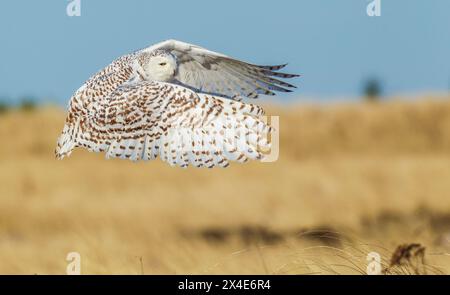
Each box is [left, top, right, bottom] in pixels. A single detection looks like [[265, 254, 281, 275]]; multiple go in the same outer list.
[[55, 40, 299, 168]]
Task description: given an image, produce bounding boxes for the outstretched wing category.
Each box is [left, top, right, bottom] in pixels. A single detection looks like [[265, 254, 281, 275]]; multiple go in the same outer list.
[[144, 39, 299, 99], [56, 81, 272, 168]]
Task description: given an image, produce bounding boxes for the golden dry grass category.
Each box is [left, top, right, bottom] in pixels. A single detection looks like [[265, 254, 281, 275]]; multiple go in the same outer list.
[[1, 97, 450, 274]]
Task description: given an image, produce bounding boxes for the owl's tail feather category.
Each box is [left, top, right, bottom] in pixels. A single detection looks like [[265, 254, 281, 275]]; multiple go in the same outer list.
[[55, 124, 76, 159]]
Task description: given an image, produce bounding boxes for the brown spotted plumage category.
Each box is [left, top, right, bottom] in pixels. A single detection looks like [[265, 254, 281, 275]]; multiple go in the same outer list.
[[55, 40, 298, 168]]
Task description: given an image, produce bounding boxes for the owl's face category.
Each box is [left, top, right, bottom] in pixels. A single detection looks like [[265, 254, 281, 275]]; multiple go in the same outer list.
[[141, 51, 177, 82]]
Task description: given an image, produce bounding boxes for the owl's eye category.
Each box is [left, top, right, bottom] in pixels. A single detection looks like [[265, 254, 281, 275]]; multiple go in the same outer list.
[[159, 62, 167, 66]]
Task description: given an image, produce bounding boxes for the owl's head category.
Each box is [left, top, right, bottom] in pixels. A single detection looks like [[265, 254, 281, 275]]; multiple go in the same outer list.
[[138, 50, 177, 82]]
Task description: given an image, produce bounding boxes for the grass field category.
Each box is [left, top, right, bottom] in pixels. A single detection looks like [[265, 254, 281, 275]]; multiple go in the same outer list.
[[1, 97, 450, 274]]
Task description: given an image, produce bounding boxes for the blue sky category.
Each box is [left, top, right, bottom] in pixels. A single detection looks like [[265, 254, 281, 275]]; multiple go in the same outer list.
[[0, 0, 449, 104]]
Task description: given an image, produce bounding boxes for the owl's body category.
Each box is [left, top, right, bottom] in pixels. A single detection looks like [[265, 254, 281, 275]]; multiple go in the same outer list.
[[56, 40, 298, 168]]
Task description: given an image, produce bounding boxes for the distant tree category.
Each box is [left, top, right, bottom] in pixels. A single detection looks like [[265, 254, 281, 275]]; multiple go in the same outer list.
[[0, 98, 10, 115], [363, 78, 382, 102], [19, 97, 37, 112], [0, 102, 9, 115]]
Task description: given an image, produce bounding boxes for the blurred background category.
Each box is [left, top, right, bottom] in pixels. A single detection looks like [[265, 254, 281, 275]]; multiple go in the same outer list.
[[0, 0, 450, 274]]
